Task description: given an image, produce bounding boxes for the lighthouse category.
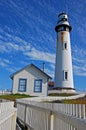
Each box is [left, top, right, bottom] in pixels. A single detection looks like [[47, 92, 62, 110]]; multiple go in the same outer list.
[[54, 13, 75, 93]]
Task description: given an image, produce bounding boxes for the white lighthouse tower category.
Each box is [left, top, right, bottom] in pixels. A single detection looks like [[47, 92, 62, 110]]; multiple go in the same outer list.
[[54, 13, 75, 93]]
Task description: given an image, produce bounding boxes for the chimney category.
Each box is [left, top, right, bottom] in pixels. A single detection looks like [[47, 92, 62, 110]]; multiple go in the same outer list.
[[42, 62, 45, 72]]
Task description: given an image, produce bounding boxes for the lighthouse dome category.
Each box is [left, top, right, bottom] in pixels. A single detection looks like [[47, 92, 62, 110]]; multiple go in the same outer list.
[[55, 12, 72, 32]]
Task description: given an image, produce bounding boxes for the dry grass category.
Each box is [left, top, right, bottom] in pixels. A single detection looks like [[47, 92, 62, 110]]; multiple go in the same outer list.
[[48, 93, 76, 97], [63, 95, 86, 104]]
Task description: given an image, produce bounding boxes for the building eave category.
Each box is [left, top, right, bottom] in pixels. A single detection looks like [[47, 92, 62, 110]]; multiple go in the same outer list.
[[10, 63, 52, 80]]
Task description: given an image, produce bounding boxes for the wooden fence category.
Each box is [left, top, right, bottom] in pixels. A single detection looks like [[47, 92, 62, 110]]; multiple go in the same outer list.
[[16, 98, 86, 130], [0, 102, 17, 130]]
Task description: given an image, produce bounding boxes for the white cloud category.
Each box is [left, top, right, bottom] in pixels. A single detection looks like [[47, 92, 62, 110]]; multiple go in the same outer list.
[[1, 31, 86, 77], [7, 43, 19, 51], [0, 58, 12, 68], [0, 61, 7, 67], [7, 66, 20, 73], [3, 59, 12, 64], [1, 30, 86, 77], [73, 65, 86, 76], [0, 29, 56, 75], [45, 68, 54, 79], [73, 57, 86, 64], [0, 29, 56, 65], [49, 63, 55, 70], [72, 45, 86, 76], [0, 31, 31, 54], [0, 44, 7, 53], [72, 45, 86, 56], [24, 47, 55, 63], [0, 57, 20, 73], [0, 42, 18, 53]]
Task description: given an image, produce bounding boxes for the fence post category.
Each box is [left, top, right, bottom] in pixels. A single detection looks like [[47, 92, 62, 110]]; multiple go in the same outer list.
[[81, 104, 85, 119], [75, 104, 78, 117], [78, 104, 82, 118], [77, 104, 79, 118], [50, 112, 54, 130]]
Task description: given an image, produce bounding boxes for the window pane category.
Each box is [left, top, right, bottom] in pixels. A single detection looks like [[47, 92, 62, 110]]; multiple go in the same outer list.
[[35, 81, 41, 86]]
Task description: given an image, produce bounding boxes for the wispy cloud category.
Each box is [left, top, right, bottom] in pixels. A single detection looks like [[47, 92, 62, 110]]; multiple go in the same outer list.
[[1, 29, 86, 77], [73, 65, 86, 76], [77, 26, 86, 44], [0, 27, 55, 61], [72, 45, 86, 76], [7, 66, 21, 73], [0, 58, 11, 68], [0, 57, 20, 73], [0, 28, 86, 77], [24, 47, 55, 63], [45, 63, 55, 79], [0, 28, 55, 76], [0, 0, 86, 79], [73, 57, 86, 64], [0, 61, 7, 67]]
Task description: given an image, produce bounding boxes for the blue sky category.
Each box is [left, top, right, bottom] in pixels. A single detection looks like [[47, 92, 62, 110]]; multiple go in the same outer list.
[[0, 0, 86, 92]]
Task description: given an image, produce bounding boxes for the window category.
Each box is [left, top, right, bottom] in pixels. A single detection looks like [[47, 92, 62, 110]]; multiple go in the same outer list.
[[63, 42, 67, 50], [64, 43, 67, 49], [65, 27, 69, 31], [18, 79, 27, 92], [57, 26, 69, 32], [63, 71, 68, 80], [34, 79, 42, 92], [65, 72, 68, 80], [58, 26, 64, 32]]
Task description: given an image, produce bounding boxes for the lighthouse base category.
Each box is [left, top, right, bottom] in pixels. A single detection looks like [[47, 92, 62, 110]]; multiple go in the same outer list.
[[48, 87, 76, 95]]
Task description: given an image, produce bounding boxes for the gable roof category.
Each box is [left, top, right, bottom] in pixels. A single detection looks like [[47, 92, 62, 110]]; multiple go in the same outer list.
[[10, 63, 52, 79]]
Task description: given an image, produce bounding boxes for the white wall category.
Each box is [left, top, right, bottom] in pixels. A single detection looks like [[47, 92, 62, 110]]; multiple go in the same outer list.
[[12, 66, 49, 96], [54, 31, 74, 89]]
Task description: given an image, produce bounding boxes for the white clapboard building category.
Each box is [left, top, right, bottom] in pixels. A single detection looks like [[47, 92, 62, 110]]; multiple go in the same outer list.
[[10, 64, 51, 96]]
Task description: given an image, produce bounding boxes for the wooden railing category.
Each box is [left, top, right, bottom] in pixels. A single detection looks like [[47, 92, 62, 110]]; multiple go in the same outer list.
[[0, 102, 17, 130], [16, 97, 86, 130]]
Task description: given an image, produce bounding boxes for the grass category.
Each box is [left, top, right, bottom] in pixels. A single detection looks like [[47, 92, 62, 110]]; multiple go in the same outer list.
[[0, 93, 86, 105], [48, 93, 77, 97], [62, 95, 86, 104], [50, 99, 86, 104], [0, 93, 34, 107], [49, 93, 86, 106], [63, 99, 86, 104], [0, 93, 33, 101]]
